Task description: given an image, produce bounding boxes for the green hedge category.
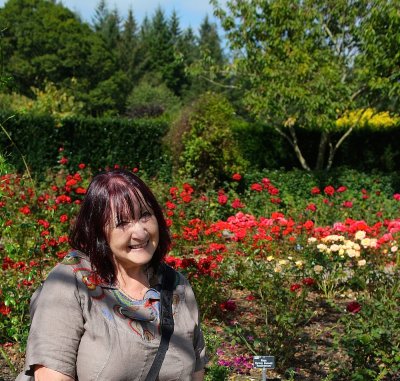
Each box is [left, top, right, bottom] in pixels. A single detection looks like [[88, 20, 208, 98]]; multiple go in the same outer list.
[[233, 122, 400, 172], [0, 111, 170, 176], [1, 109, 400, 178]]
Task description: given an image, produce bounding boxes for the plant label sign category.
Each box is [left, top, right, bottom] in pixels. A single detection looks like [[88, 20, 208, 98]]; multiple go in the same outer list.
[[253, 356, 275, 369]]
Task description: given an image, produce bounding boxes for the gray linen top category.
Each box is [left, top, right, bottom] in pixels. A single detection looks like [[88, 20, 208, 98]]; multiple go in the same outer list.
[[16, 251, 207, 381]]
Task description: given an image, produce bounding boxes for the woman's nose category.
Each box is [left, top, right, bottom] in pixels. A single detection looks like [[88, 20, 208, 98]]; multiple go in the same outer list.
[[129, 221, 148, 240]]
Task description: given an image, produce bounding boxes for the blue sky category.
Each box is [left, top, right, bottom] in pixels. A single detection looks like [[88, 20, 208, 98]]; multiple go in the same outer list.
[[0, 0, 222, 33]]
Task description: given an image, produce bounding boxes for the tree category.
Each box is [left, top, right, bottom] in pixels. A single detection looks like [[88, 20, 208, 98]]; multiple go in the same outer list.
[[211, 0, 400, 170], [0, 0, 122, 115], [117, 8, 139, 84], [92, 0, 121, 51], [198, 15, 224, 66]]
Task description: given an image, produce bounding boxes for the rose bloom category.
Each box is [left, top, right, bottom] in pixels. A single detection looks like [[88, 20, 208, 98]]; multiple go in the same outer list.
[[220, 300, 237, 311], [342, 201, 353, 208], [355, 230, 366, 240], [290, 283, 302, 292], [314, 264, 324, 274], [393, 193, 400, 201], [232, 173, 242, 181], [346, 301, 362, 314], [303, 220, 314, 230], [75, 187, 87, 195], [250, 183, 263, 192], [0, 303, 11, 316], [357, 259, 367, 267], [306, 203, 317, 212], [59, 214, 68, 223], [302, 277, 316, 286], [324, 185, 335, 196], [19, 206, 31, 215], [336, 186, 347, 193], [311, 186, 320, 195], [218, 193, 228, 205], [231, 198, 244, 209], [59, 156, 68, 165]]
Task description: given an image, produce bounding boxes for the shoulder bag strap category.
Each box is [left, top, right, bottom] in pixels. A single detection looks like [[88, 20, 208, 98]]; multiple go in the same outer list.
[[144, 264, 175, 381]]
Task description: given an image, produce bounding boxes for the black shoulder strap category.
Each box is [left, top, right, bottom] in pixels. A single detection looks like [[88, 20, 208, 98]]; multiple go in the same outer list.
[[144, 264, 175, 381]]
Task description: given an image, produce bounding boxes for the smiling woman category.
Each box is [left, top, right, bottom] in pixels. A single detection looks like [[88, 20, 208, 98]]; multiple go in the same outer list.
[[16, 169, 207, 381]]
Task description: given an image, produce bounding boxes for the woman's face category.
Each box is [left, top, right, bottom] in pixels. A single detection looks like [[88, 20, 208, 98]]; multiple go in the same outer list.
[[106, 199, 160, 272]]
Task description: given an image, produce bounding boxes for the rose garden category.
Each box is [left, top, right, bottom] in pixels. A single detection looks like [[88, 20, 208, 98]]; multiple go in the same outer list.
[[1, 152, 399, 380]]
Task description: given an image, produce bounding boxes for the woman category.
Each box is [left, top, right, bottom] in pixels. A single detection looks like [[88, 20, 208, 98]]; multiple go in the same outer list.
[[17, 169, 207, 381]]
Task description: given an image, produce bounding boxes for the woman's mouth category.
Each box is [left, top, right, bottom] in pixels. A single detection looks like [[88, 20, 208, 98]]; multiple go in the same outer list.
[[128, 241, 148, 250]]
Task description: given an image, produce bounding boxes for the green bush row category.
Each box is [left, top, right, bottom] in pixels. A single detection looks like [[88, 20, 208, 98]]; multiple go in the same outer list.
[[0, 111, 170, 176], [233, 123, 400, 172], [1, 109, 400, 179]]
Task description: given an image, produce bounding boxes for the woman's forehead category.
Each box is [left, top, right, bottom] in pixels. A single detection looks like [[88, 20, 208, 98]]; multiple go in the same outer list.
[[109, 189, 151, 216]]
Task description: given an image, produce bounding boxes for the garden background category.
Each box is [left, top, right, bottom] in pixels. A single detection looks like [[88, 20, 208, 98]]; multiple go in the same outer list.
[[0, 0, 399, 380]]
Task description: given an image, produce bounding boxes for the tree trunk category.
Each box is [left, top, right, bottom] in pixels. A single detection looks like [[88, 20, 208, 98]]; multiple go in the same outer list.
[[326, 126, 354, 171], [287, 126, 311, 171], [315, 131, 329, 170], [273, 125, 311, 171]]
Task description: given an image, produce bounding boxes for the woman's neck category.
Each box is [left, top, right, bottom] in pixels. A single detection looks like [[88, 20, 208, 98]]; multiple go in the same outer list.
[[115, 263, 150, 300]]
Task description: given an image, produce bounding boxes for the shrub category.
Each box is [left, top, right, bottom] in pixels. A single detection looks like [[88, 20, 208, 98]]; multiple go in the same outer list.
[[177, 92, 249, 188]]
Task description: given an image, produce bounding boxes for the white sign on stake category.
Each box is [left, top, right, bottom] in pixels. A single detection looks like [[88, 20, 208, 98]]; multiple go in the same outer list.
[[253, 356, 275, 369]]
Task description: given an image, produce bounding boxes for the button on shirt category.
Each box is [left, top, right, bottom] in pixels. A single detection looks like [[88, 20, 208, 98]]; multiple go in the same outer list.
[[17, 251, 207, 381]]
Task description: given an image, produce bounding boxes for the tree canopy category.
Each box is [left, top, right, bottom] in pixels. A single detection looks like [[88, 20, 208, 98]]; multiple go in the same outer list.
[[0, 0, 225, 116], [211, 0, 400, 170]]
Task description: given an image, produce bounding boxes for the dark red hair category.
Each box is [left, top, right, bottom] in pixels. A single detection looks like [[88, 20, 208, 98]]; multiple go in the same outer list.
[[69, 169, 171, 283]]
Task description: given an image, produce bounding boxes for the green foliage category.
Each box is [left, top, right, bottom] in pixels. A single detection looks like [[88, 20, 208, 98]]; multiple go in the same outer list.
[[332, 282, 400, 380], [222, 253, 314, 367], [210, 0, 400, 170], [178, 92, 249, 187], [30, 79, 84, 120], [125, 80, 181, 119], [0, 111, 170, 176], [204, 364, 229, 381]]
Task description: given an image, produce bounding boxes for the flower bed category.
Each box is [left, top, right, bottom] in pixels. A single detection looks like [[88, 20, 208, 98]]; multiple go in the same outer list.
[[1, 160, 399, 380]]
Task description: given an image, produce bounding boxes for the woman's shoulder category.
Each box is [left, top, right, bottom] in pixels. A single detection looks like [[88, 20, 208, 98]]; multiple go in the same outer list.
[[41, 250, 92, 286]]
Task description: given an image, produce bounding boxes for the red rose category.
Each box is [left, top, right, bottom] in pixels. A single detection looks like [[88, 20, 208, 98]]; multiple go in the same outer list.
[[346, 301, 362, 314], [220, 300, 236, 312], [311, 187, 321, 195], [78, 163, 86, 169], [218, 194, 228, 205], [231, 198, 244, 209], [75, 187, 87, 194], [19, 206, 31, 215], [58, 156, 68, 165], [303, 220, 314, 230], [0, 303, 11, 316], [393, 194, 400, 201], [306, 203, 317, 212], [232, 173, 242, 181], [336, 186, 347, 193], [342, 201, 353, 208], [250, 183, 263, 192], [60, 214, 69, 223], [324, 186, 335, 196], [302, 277, 316, 286], [290, 283, 302, 292]]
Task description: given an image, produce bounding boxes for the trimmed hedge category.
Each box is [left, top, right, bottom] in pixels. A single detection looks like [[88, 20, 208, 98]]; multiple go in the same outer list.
[[0, 111, 170, 176], [1, 109, 399, 178], [233, 122, 400, 172]]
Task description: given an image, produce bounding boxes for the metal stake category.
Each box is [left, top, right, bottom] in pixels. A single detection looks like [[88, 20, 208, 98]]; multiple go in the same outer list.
[[262, 368, 267, 381]]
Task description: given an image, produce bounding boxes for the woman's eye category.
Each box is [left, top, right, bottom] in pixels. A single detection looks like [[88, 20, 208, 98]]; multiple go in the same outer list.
[[116, 221, 130, 228], [140, 211, 152, 221]]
